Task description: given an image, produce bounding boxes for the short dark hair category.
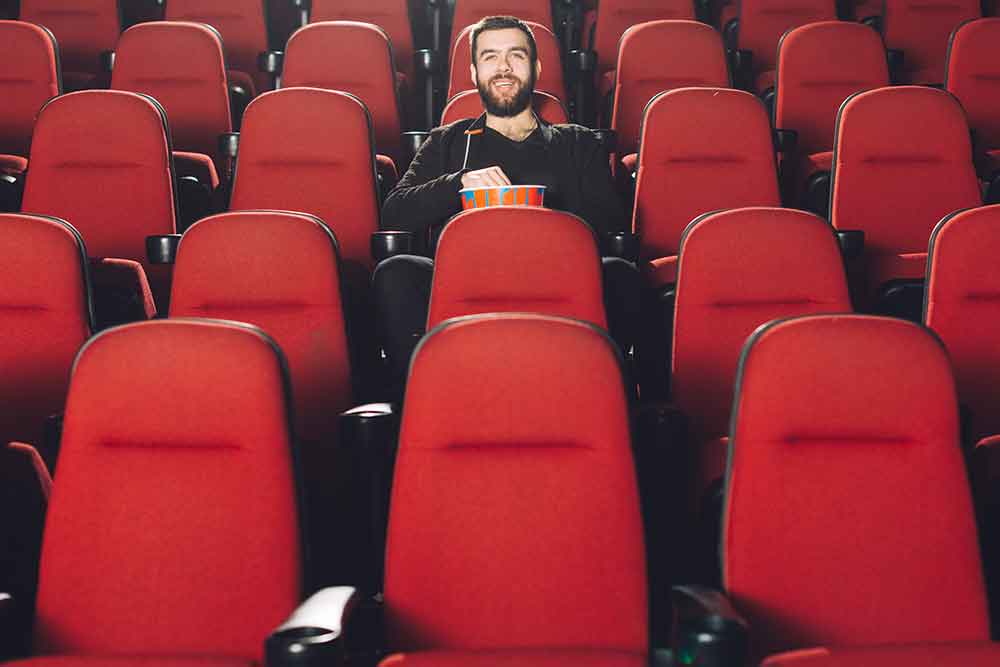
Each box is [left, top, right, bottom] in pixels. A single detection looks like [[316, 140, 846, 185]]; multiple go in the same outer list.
[[469, 15, 538, 66]]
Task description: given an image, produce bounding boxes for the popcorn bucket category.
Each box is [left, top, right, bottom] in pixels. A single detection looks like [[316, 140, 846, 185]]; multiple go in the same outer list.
[[459, 184, 546, 210]]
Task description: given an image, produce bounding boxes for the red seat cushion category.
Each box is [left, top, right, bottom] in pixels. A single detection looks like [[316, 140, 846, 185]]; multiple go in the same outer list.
[[763, 643, 1000, 666], [381, 649, 647, 667]]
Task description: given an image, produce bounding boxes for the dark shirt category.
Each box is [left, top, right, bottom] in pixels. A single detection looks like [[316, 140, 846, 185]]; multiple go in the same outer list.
[[381, 115, 627, 239]]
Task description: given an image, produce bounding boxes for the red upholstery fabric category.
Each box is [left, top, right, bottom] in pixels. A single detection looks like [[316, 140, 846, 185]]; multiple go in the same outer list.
[[173, 151, 221, 190], [440, 90, 568, 125], [8, 657, 255, 667], [376, 153, 400, 189], [449, 22, 566, 103], [925, 205, 1000, 444], [775, 22, 888, 159], [611, 20, 728, 159], [283, 21, 404, 167], [763, 642, 1000, 666], [170, 211, 353, 444], [112, 22, 231, 180], [946, 18, 1000, 175], [592, 1, 696, 92], [19, 0, 118, 91], [0, 21, 60, 158], [725, 315, 990, 660], [21, 90, 177, 309], [380, 649, 646, 666], [0, 154, 29, 175], [449, 0, 554, 55], [32, 319, 302, 659], [736, 0, 837, 93], [310, 0, 416, 85], [632, 88, 780, 285], [883, 0, 980, 85], [88, 257, 157, 320], [427, 207, 607, 329], [830, 86, 981, 302], [384, 314, 647, 655], [0, 214, 91, 449], [229, 87, 380, 272], [672, 208, 851, 489], [645, 255, 677, 285], [165, 0, 271, 95]]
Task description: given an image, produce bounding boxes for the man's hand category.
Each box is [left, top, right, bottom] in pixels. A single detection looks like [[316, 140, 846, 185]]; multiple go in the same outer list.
[[461, 166, 512, 188]]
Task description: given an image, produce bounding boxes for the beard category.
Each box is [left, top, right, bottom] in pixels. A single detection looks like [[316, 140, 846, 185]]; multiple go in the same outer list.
[[476, 69, 535, 117]]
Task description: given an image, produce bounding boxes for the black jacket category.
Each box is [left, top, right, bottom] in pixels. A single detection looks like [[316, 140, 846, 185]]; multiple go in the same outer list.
[[381, 115, 628, 239]]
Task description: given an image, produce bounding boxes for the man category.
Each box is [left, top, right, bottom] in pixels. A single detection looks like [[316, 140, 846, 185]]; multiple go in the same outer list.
[[375, 15, 636, 392]]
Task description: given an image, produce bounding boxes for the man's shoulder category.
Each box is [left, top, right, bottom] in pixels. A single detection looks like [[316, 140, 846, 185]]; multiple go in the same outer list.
[[541, 122, 602, 145]]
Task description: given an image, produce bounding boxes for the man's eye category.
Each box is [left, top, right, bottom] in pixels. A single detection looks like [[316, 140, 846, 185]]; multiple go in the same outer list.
[[511, 53, 526, 60], [482, 54, 496, 61]]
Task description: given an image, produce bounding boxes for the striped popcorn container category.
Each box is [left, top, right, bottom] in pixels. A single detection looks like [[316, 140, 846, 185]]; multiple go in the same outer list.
[[459, 185, 546, 210]]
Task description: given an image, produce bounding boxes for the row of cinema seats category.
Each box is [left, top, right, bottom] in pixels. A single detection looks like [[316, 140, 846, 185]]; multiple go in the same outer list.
[[5, 236, 1000, 665]]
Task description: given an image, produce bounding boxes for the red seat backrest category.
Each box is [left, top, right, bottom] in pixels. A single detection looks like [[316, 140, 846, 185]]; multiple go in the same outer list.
[[736, 0, 837, 91], [633, 87, 780, 264], [0, 20, 60, 158], [775, 21, 888, 157], [112, 21, 232, 168], [384, 313, 647, 655], [170, 210, 353, 443], [448, 21, 566, 102], [21, 90, 177, 275], [427, 207, 607, 329], [725, 314, 989, 659], [672, 207, 851, 445], [925, 204, 1000, 443], [19, 0, 119, 90], [310, 0, 415, 83], [440, 89, 568, 125], [449, 0, 554, 54], [883, 0, 980, 85], [229, 87, 380, 273], [592, 0, 696, 83], [612, 20, 728, 158], [165, 0, 270, 95], [33, 318, 302, 659], [283, 21, 403, 166], [0, 213, 92, 447], [946, 18, 1000, 151]]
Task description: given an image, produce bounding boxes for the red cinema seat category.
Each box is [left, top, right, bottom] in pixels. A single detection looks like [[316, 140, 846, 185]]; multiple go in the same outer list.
[[3, 318, 303, 667], [882, 0, 980, 85], [611, 20, 729, 165], [282, 21, 406, 180], [449, 0, 554, 56], [632, 87, 780, 288], [440, 89, 568, 125], [830, 86, 981, 312], [381, 313, 647, 666], [448, 21, 566, 104], [112, 21, 232, 194], [671, 207, 851, 503], [945, 18, 1000, 179], [589, 0, 696, 103], [732, 0, 837, 94], [764, 644, 1000, 666], [0, 214, 93, 451], [774, 21, 888, 213], [21, 90, 178, 320], [722, 315, 990, 662], [310, 0, 417, 92], [229, 87, 381, 278], [0, 21, 60, 182], [19, 0, 118, 91], [165, 0, 271, 97], [120, 0, 164, 26], [426, 207, 606, 329]]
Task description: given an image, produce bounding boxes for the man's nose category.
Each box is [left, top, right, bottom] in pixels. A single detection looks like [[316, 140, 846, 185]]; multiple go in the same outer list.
[[498, 56, 512, 72]]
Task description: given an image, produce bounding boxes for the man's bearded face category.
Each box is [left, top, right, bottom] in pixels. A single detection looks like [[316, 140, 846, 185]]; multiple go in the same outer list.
[[473, 28, 537, 117]]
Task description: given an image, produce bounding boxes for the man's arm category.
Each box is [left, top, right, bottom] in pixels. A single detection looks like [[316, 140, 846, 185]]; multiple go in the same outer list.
[[381, 127, 466, 233], [573, 129, 629, 239]]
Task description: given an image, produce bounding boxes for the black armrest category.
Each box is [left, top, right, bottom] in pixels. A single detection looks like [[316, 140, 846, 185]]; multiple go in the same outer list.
[[671, 585, 748, 667], [569, 48, 597, 74], [569, 49, 597, 124], [886, 49, 904, 84], [774, 129, 798, 155], [401, 131, 430, 168], [290, 0, 310, 27], [986, 172, 1000, 205], [862, 15, 882, 31], [835, 229, 864, 261], [258, 50, 284, 76], [371, 231, 415, 263], [427, 0, 444, 52], [414, 48, 437, 75], [146, 234, 183, 265], [218, 132, 240, 161], [730, 49, 753, 91], [100, 50, 116, 73], [414, 49, 439, 130], [0, 592, 16, 659], [339, 404, 399, 591], [266, 587, 358, 667], [603, 231, 638, 262]]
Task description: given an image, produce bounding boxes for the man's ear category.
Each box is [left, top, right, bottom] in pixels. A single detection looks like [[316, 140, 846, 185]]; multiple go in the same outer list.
[[470, 63, 477, 88]]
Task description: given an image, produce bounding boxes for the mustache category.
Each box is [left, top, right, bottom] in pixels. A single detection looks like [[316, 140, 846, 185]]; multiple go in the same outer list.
[[489, 75, 522, 85]]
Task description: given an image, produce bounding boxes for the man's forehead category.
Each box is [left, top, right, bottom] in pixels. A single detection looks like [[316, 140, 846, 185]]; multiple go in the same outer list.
[[475, 27, 531, 54]]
